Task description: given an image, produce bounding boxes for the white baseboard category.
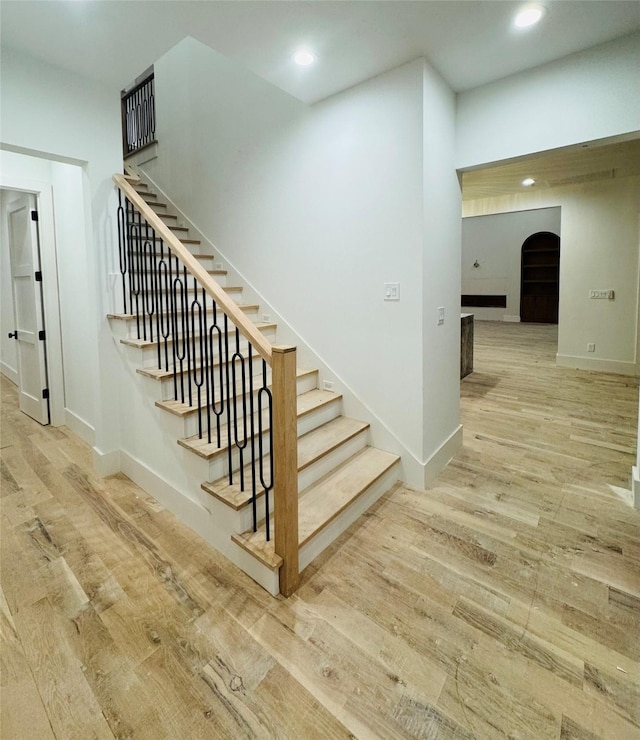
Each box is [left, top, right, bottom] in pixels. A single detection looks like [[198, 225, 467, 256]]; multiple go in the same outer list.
[[633, 466, 640, 510], [423, 424, 463, 488], [556, 354, 637, 376], [65, 408, 95, 446], [92, 447, 122, 476], [503, 315, 521, 323], [0, 362, 18, 385]]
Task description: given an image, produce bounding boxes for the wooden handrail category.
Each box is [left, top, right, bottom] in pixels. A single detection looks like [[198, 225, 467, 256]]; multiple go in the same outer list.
[[113, 173, 273, 363]]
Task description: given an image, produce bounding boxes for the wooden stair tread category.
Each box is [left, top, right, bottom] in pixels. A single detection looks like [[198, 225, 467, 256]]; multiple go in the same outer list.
[[157, 367, 317, 418], [119, 321, 276, 349], [231, 447, 399, 570], [297, 447, 399, 546], [155, 286, 242, 295], [178, 389, 342, 460], [127, 237, 202, 246], [231, 530, 283, 571], [169, 226, 189, 233], [201, 416, 369, 510]]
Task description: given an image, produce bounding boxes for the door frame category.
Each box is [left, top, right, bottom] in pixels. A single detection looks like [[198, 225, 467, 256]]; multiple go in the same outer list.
[[1, 178, 65, 426]]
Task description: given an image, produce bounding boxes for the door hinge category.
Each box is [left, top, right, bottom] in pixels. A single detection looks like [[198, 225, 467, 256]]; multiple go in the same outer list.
[[39, 330, 46, 341], [31, 210, 39, 222], [42, 388, 49, 400], [35, 271, 42, 282]]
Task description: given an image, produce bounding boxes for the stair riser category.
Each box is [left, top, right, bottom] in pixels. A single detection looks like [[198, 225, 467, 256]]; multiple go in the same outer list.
[[181, 387, 340, 441], [153, 367, 317, 404], [125, 327, 277, 367], [182, 399, 343, 482], [124, 275, 230, 293], [200, 431, 366, 531], [127, 268, 227, 286], [155, 374, 317, 434], [122, 298, 246, 339], [298, 428, 368, 494], [127, 253, 217, 268]]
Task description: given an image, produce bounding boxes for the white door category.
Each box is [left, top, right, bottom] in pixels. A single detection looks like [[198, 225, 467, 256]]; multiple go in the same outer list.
[[7, 193, 50, 424]]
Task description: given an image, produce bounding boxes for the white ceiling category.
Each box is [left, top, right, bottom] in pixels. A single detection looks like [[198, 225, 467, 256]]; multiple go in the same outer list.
[[2, 1, 639, 104]]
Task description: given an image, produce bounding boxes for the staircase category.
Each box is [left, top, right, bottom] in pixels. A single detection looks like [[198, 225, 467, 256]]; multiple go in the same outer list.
[[108, 172, 400, 596]]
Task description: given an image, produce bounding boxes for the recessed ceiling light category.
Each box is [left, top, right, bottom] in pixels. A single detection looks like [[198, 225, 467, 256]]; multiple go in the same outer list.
[[514, 4, 546, 29], [522, 177, 536, 187], [293, 50, 316, 67]]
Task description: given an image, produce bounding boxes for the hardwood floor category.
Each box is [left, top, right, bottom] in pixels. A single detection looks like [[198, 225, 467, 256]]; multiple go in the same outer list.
[[2, 321, 638, 739]]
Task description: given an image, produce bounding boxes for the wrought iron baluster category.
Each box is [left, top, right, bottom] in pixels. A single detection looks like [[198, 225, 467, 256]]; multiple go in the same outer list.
[[202, 289, 212, 445], [128, 206, 141, 339], [224, 314, 233, 485], [184, 266, 193, 408], [209, 302, 224, 448], [142, 221, 155, 345], [117, 191, 128, 315], [190, 277, 204, 438], [248, 346, 258, 531], [158, 240, 170, 370], [231, 328, 248, 491], [167, 250, 178, 401], [172, 253, 186, 403], [258, 359, 273, 541], [121, 73, 155, 156]]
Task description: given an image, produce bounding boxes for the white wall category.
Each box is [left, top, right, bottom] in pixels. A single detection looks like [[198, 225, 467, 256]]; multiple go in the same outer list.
[[422, 62, 462, 469], [1, 46, 124, 461], [0, 191, 19, 383], [463, 176, 640, 375], [461, 207, 561, 321], [456, 33, 640, 169], [141, 38, 461, 483]]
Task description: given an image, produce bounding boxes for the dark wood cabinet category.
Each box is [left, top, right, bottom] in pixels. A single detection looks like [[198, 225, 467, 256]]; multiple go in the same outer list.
[[520, 232, 560, 323]]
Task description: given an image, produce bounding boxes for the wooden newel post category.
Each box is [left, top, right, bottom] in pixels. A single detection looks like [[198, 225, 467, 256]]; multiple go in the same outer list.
[[271, 345, 299, 596]]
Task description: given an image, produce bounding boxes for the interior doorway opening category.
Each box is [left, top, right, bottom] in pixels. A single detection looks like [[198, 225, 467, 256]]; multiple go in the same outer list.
[[1, 189, 50, 424], [520, 231, 560, 324]]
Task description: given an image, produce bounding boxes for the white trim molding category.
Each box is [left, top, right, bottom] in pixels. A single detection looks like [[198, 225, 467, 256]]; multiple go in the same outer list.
[[556, 354, 637, 377], [0, 362, 18, 386]]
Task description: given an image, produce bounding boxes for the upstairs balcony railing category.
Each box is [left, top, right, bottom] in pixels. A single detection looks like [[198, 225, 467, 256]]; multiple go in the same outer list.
[[121, 72, 156, 157], [113, 173, 299, 595]]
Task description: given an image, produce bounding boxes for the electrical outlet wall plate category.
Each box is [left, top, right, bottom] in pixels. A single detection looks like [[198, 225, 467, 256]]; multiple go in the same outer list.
[[590, 289, 615, 299], [322, 380, 335, 392]]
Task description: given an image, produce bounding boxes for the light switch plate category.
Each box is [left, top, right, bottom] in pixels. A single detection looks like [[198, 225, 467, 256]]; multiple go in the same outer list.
[[384, 283, 400, 301]]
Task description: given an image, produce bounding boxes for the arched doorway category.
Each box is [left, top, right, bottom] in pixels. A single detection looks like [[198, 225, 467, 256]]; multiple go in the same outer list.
[[520, 231, 560, 323]]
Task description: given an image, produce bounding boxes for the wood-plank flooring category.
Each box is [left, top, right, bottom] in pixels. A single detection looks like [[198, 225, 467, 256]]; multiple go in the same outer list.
[[2, 321, 639, 739]]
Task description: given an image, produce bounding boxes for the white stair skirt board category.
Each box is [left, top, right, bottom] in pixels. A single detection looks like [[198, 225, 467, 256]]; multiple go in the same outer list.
[[556, 354, 637, 376], [120, 450, 280, 595]]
